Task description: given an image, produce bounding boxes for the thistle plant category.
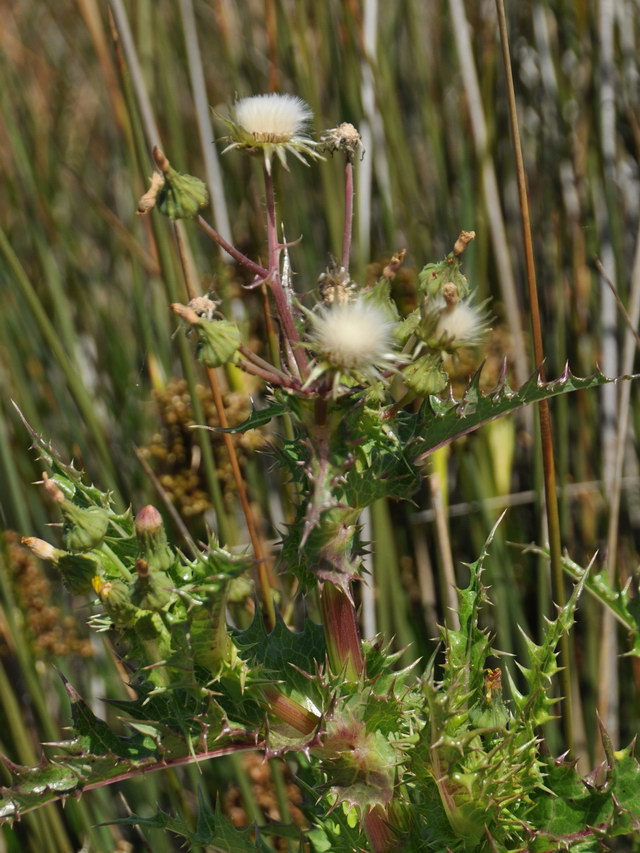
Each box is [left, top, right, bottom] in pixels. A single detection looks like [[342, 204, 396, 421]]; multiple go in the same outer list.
[[4, 93, 640, 853]]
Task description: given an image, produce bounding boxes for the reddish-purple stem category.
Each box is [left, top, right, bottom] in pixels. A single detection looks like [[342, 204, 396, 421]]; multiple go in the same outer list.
[[321, 581, 364, 680], [364, 806, 397, 853], [263, 166, 309, 376], [196, 215, 268, 279], [10, 741, 261, 819], [237, 357, 302, 391]]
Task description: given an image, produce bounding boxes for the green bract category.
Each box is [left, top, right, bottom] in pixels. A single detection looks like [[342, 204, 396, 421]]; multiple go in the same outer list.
[[195, 317, 241, 368], [156, 165, 208, 219]]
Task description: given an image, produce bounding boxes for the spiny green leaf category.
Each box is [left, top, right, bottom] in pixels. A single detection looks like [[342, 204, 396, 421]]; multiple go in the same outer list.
[[232, 612, 325, 706], [410, 365, 632, 460], [13, 404, 111, 506], [528, 744, 640, 848], [61, 677, 157, 760], [201, 399, 288, 433], [521, 545, 640, 658], [104, 794, 273, 850]]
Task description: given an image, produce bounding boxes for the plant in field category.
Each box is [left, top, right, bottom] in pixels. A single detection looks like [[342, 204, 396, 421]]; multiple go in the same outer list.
[[4, 92, 640, 852]]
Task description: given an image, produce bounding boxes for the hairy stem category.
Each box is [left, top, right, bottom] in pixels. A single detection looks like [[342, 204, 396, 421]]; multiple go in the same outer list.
[[263, 166, 309, 376], [2, 742, 262, 820]]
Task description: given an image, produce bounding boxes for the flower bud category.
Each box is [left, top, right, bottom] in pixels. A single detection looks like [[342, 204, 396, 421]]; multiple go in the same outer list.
[[93, 577, 138, 627], [41, 474, 65, 504], [418, 257, 471, 300], [23, 535, 99, 593], [153, 147, 208, 220], [136, 172, 165, 215], [382, 248, 406, 280], [171, 303, 241, 368], [62, 503, 110, 552], [314, 711, 396, 809], [134, 505, 174, 573], [453, 229, 476, 256], [133, 558, 173, 611]]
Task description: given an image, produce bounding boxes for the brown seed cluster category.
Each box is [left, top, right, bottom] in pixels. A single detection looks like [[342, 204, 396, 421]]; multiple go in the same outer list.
[[223, 752, 305, 849], [0, 532, 93, 659], [142, 379, 266, 517]]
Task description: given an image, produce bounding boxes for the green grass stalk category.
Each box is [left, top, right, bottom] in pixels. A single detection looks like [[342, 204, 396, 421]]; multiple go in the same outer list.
[[494, 0, 573, 751]]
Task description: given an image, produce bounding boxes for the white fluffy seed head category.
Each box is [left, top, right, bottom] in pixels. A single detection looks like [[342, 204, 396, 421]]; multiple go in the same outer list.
[[234, 94, 313, 142], [436, 301, 487, 346], [310, 302, 395, 370]]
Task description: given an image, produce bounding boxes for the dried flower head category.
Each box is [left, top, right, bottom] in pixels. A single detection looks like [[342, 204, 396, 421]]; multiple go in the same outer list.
[[305, 301, 400, 392], [321, 122, 363, 161], [318, 263, 356, 306], [188, 295, 220, 321], [136, 172, 165, 215], [221, 94, 323, 174], [453, 229, 476, 256]]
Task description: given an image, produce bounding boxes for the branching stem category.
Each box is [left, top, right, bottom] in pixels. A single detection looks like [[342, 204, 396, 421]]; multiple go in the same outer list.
[[196, 215, 268, 279], [263, 166, 310, 377], [7, 742, 262, 819]]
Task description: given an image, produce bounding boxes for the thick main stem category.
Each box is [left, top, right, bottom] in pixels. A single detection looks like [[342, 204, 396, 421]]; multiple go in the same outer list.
[[495, 0, 573, 751], [364, 806, 397, 853], [321, 581, 364, 680], [263, 166, 309, 376]]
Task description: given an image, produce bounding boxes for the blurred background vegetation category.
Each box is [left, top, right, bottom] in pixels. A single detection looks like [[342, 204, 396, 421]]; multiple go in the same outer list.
[[1, 1, 640, 850]]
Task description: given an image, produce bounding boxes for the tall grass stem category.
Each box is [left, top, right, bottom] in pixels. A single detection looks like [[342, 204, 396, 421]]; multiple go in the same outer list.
[[494, 0, 573, 752]]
